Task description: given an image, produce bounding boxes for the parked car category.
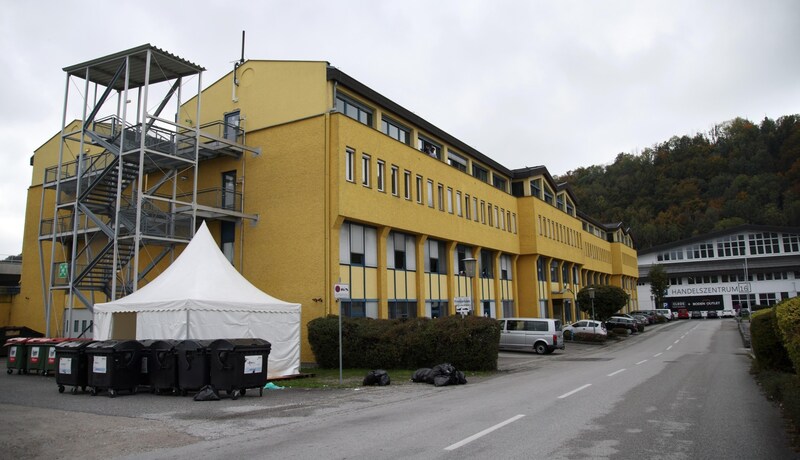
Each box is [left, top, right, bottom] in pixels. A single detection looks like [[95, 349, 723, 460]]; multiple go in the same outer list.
[[677, 308, 690, 319], [655, 308, 674, 320], [630, 310, 657, 324], [691, 310, 703, 319], [563, 320, 607, 339], [721, 310, 734, 318], [706, 310, 719, 319], [737, 308, 750, 318], [605, 316, 638, 334], [498, 318, 564, 354], [631, 314, 649, 326]]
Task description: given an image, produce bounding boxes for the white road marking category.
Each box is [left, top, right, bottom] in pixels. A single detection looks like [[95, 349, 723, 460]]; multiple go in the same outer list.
[[607, 369, 626, 377], [653, 353, 663, 358], [444, 414, 526, 451], [636, 359, 648, 365], [674, 340, 680, 344], [666, 345, 673, 351], [558, 384, 592, 399]]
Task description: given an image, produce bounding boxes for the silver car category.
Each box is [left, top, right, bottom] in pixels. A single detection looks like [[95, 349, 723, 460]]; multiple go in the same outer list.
[[498, 318, 564, 354]]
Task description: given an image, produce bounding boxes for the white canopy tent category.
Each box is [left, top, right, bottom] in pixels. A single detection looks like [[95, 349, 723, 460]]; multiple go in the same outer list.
[[93, 222, 301, 378]]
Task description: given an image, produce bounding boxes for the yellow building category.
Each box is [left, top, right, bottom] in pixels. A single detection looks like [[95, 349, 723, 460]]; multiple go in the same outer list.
[[8, 45, 638, 363]]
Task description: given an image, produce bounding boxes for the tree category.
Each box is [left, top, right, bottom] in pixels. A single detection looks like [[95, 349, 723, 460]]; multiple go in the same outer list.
[[576, 285, 629, 321], [648, 265, 670, 309]]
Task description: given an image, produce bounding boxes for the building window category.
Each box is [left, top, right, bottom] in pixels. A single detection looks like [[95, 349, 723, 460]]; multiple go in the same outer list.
[[361, 154, 371, 187], [487, 203, 493, 227], [717, 235, 745, 257], [404, 171, 412, 200], [456, 191, 462, 216], [556, 195, 564, 211], [345, 148, 355, 182], [566, 200, 575, 216], [336, 94, 373, 126], [749, 232, 781, 255], [784, 233, 800, 253], [481, 201, 486, 224], [418, 135, 442, 159], [500, 254, 512, 280], [438, 184, 444, 211], [493, 175, 507, 192], [388, 231, 416, 271], [425, 239, 448, 274], [511, 214, 517, 233], [222, 171, 236, 210], [381, 116, 410, 144], [473, 197, 479, 222], [530, 179, 541, 198], [377, 161, 385, 192], [340, 221, 377, 267], [429, 301, 448, 318], [456, 245, 472, 274], [687, 243, 714, 259], [464, 194, 471, 219], [543, 185, 554, 205], [389, 301, 417, 319], [341, 301, 366, 318], [427, 180, 434, 207], [221, 221, 235, 264], [472, 164, 489, 182], [447, 150, 468, 172], [224, 110, 240, 141], [480, 249, 494, 278], [416, 175, 423, 204], [446, 188, 454, 213], [391, 166, 399, 196]]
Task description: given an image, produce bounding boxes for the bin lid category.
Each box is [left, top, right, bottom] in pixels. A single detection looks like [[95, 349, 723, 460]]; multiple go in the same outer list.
[[56, 340, 96, 350], [208, 338, 271, 351], [175, 339, 215, 352], [25, 338, 54, 345], [4, 337, 30, 346], [86, 339, 144, 351], [147, 339, 180, 350]]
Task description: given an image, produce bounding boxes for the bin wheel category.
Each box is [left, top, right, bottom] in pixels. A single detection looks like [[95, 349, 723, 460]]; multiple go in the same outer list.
[[180, 389, 188, 397], [231, 389, 240, 400], [81, 386, 87, 393], [58, 385, 65, 393], [241, 389, 247, 396], [71, 387, 78, 395], [109, 389, 117, 398], [259, 388, 263, 397], [6, 369, 11, 374], [90, 388, 97, 396]]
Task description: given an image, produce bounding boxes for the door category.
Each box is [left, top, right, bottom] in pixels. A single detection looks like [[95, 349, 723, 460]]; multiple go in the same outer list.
[[224, 111, 240, 141], [222, 171, 236, 210]]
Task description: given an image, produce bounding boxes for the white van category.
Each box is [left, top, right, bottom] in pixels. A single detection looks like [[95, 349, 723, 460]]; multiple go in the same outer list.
[[655, 308, 674, 320], [498, 318, 564, 354]]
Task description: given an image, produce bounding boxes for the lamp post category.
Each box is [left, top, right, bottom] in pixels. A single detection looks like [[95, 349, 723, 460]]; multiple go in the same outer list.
[[462, 257, 477, 317], [586, 287, 596, 334]]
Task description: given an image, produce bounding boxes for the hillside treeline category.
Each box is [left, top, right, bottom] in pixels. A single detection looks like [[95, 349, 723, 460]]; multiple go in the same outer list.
[[560, 115, 800, 250]]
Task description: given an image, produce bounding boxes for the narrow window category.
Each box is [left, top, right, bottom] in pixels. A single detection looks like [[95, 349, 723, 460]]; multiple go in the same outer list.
[[377, 161, 385, 192], [438, 184, 444, 211], [447, 188, 453, 213], [222, 171, 236, 210], [404, 171, 412, 200], [362, 154, 371, 187], [427, 180, 434, 207], [416, 175, 423, 204], [464, 194, 471, 219], [391, 166, 399, 196], [345, 148, 355, 182]]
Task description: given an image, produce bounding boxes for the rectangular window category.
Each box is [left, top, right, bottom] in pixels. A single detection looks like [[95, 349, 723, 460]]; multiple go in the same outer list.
[[473, 197, 479, 222], [487, 203, 493, 226], [391, 166, 399, 196], [381, 116, 410, 144], [494, 206, 500, 228], [345, 148, 355, 182], [438, 184, 444, 211], [480, 201, 486, 224], [447, 188, 454, 214], [222, 171, 236, 210], [480, 249, 494, 278], [784, 233, 800, 253], [404, 171, 412, 200], [543, 186, 554, 205], [388, 301, 417, 319], [418, 135, 442, 159], [361, 154, 371, 187], [416, 175, 423, 204], [388, 231, 416, 271], [493, 175, 507, 192], [472, 164, 489, 182], [511, 213, 517, 233], [456, 191, 462, 216], [377, 161, 385, 192], [427, 180, 434, 207], [336, 94, 373, 126], [500, 254, 512, 280], [530, 178, 541, 198], [464, 194, 471, 219], [447, 150, 468, 172], [340, 221, 377, 267], [425, 239, 448, 274]]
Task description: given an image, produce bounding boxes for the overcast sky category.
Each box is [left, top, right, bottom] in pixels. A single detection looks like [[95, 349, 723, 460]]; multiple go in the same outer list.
[[1, 0, 798, 256]]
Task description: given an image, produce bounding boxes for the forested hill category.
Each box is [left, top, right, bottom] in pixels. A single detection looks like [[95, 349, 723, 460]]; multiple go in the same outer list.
[[558, 115, 800, 251]]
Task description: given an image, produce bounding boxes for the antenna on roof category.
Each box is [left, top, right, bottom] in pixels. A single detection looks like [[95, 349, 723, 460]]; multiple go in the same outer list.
[[232, 30, 246, 101]]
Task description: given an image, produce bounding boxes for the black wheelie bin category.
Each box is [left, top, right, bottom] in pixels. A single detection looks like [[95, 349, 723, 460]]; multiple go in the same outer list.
[[208, 338, 271, 400], [55, 340, 95, 394], [175, 339, 213, 396], [85, 340, 144, 397], [137, 339, 158, 391], [146, 339, 180, 394]]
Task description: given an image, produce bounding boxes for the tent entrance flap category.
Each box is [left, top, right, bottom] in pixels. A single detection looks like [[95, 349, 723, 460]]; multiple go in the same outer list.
[[112, 312, 137, 339]]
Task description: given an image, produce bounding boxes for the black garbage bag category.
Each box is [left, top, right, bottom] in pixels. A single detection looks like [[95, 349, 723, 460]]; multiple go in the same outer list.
[[411, 368, 432, 383], [193, 384, 220, 401], [363, 369, 391, 386]]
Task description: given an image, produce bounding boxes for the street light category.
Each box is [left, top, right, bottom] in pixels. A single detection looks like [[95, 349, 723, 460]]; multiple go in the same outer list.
[[586, 287, 596, 334], [462, 257, 477, 316]]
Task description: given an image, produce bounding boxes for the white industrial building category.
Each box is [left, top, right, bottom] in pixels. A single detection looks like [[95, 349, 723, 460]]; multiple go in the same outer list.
[[637, 225, 800, 313]]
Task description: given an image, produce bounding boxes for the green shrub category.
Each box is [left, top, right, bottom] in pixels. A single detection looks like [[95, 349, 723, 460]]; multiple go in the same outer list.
[[307, 315, 500, 371], [750, 307, 794, 373], [775, 297, 800, 375], [753, 369, 800, 448]]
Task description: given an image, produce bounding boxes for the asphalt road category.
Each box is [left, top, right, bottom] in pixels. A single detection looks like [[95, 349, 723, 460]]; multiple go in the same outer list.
[[0, 319, 796, 459]]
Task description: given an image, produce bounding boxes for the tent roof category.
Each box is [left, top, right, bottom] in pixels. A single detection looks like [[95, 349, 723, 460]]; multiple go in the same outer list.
[[94, 222, 299, 313]]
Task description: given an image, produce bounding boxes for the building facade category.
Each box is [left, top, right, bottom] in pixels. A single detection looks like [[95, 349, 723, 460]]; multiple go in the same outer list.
[[8, 45, 638, 362], [637, 225, 800, 313]]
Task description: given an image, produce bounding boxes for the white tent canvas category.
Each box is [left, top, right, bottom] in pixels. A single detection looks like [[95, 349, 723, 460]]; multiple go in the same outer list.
[[93, 222, 301, 378]]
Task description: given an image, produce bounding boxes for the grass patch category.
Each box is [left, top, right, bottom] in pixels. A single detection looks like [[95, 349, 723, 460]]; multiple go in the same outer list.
[[273, 367, 493, 389], [752, 367, 800, 450]]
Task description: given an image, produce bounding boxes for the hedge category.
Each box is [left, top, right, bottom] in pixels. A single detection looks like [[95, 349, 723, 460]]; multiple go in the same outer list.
[[750, 307, 794, 373], [775, 297, 800, 375], [307, 315, 501, 371]]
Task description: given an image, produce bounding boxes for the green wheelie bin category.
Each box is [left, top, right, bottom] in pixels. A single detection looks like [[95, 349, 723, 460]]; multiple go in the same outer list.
[[5, 337, 30, 374]]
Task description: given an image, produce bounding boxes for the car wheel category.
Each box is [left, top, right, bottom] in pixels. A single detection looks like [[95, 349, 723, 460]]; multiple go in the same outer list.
[[534, 342, 548, 354], [563, 330, 572, 340]]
